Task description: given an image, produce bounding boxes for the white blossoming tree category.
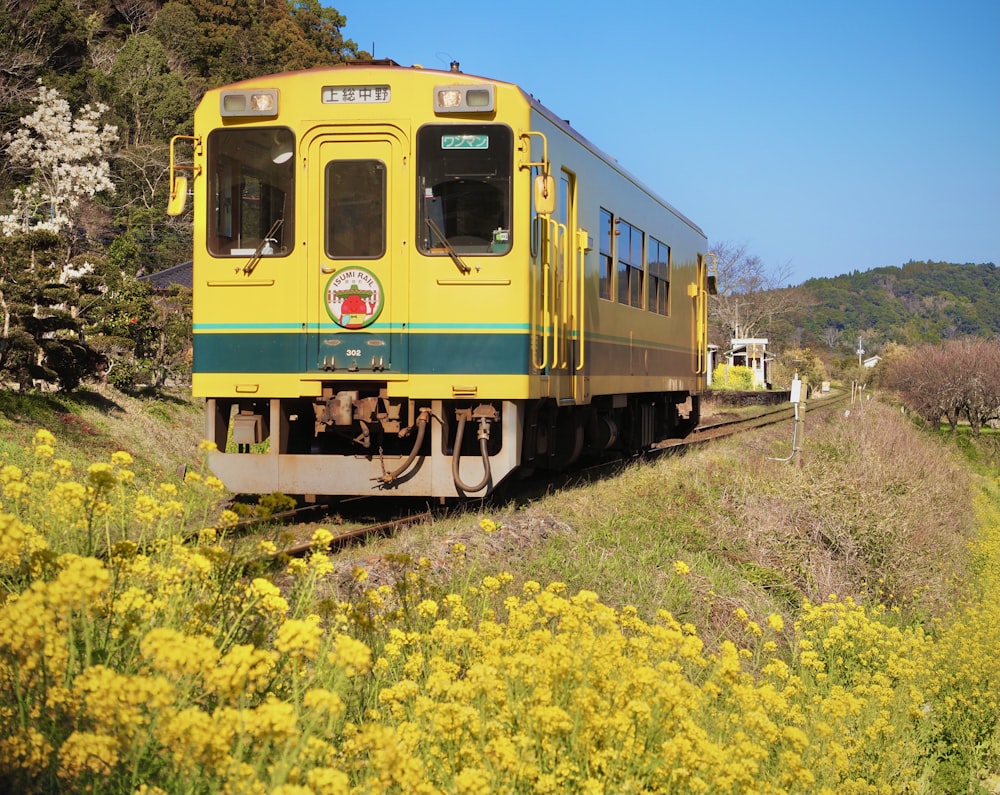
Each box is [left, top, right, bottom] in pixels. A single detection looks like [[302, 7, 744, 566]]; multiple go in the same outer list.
[[0, 84, 117, 391], [1, 83, 118, 236]]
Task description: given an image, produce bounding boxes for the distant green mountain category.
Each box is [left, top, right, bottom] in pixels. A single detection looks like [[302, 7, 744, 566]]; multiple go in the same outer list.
[[788, 261, 999, 350]]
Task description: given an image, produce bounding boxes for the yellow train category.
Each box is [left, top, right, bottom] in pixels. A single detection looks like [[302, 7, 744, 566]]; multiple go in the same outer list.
[[168, 60, 715, 499]]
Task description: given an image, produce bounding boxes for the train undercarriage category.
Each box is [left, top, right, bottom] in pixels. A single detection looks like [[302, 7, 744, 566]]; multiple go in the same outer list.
[[206, 385, 700, 499]]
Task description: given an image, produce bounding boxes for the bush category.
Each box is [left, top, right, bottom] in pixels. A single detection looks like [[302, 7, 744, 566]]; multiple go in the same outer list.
[[711, 363, 756, 390]]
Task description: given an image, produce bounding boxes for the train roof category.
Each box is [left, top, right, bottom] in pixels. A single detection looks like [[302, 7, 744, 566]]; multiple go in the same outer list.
[[218, 60, 707, 239]]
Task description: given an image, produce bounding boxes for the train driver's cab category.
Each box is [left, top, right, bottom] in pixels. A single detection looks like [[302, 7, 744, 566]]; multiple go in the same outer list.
[[206, 127, 295, 258], [416, 124, 512, 256]]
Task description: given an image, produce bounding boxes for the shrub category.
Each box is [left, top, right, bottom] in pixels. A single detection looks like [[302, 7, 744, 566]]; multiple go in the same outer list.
[[711, 363, 756, 390]]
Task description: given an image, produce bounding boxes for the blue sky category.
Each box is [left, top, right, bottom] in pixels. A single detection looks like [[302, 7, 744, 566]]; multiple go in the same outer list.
[[336, 0, 999, 286]]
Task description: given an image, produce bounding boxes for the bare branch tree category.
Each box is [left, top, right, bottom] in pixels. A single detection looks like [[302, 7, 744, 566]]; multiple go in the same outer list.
[[708, 241, 811, 343], [883, 339, 1000, 435], [821, 326, 841, 349]]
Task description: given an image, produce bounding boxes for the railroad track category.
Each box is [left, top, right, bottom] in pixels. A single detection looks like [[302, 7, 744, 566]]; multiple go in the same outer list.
[[661, 387, 851, 448], [232, 389, 852, 565]]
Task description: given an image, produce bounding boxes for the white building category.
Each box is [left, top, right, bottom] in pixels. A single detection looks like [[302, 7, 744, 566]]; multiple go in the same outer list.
[[724, 337, 771, 388]]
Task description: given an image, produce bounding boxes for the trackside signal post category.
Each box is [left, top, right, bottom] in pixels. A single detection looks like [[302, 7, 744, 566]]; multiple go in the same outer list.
[[790, 375, 805, 466], [769, 374, 805, 465]]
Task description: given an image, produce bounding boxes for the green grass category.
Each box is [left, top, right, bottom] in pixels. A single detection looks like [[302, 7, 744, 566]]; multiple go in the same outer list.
[[0, 385, 205, 485]]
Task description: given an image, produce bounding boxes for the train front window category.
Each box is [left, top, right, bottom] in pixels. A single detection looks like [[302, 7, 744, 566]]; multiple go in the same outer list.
[[206, 127, 295, 257], [417, 124, 512, 256], [325, 160, 386, 259]]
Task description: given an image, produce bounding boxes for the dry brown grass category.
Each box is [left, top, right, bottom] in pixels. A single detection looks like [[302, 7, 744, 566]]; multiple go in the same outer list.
[[696, 399, 974, 620]]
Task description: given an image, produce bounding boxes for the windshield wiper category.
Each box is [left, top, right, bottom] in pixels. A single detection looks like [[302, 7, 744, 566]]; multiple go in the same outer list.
[[242, 218, 283, 275], [424, 217, 471, 274]]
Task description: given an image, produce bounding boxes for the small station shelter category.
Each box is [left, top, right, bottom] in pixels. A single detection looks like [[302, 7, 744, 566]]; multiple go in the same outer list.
[[723, 337, 771, 388]]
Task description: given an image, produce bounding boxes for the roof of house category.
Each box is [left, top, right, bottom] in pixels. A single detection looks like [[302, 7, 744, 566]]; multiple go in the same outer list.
[[138, 260, 192, 290]]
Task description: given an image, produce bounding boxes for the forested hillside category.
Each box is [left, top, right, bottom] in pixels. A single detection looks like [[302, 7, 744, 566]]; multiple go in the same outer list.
[[775, 260, 999, 356]]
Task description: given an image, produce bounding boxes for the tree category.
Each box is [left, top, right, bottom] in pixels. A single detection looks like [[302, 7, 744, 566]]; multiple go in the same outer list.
[[0, 83, 116, 390], [0, 2, 369, 391], [709, 241, 811, 343], [107, 34, 193, 147], [287, 0, 364, 66], [883, 339, 1000, 435], [769, 345, 827, 391], [821, 326, 841, 349], [0, 229, 104, 390], [0, 82, 118, 236], [0, 0, 91, 113]]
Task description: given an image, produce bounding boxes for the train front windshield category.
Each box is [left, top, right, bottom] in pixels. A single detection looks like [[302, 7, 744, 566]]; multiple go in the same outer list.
[[206, 127, 295, 257], [417, 124, 512, 255]]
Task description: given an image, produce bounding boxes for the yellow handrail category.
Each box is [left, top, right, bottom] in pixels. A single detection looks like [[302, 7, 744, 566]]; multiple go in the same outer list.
[[575, 228, 586, 370]]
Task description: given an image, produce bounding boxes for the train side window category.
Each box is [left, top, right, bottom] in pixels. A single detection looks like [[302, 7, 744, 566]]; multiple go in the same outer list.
[[648, 237, 670, 315], [325, 160, 386, 259], [206, 127, 294, 257], [617, 218, 644, 308], [599, 208, 613, 300], [416, 124, 512, 255]]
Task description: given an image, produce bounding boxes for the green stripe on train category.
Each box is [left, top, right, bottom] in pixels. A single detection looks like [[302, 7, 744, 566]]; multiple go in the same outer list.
[[192, 331, 694, 376], [192, 332, 532, 374]]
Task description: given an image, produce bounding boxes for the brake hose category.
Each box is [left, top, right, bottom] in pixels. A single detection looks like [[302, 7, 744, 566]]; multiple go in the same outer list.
[[451, 415, 492, 494], [378, 408, 431, 484]]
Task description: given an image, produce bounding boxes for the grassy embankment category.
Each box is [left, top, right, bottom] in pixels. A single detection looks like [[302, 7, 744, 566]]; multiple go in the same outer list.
[[1, 385, 998, 793]]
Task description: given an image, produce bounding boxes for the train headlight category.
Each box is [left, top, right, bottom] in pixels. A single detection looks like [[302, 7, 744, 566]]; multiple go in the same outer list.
[[434, 84, 495, 113], [220, 90, 279, 117], [437, 89, 463, 108]]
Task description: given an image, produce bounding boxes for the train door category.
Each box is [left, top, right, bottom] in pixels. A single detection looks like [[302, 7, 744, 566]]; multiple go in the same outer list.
[[306, 129, 407, 373]]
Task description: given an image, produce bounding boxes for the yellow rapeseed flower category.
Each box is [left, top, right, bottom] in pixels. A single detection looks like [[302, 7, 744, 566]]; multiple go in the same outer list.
[[57, 731, 119, 780], [141, 627, 221, 679], [0, 464, 23, 483], [275, 615, 324, 660], [247, 578, 289, 616], [309, 551, 334, 577], [417, 599, 439, 619], [479, 518, 498, 534], [311, 527, 334, 550], [303, 688, 346, 719], [111, 450, 134, 467], [257, 540, 278, 556], [33, 428, 56, 445], [0, 725, 52, 778], [87, 462, 117, 490], [206, 644, 278, 700], [328, 633, 372, 676]]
